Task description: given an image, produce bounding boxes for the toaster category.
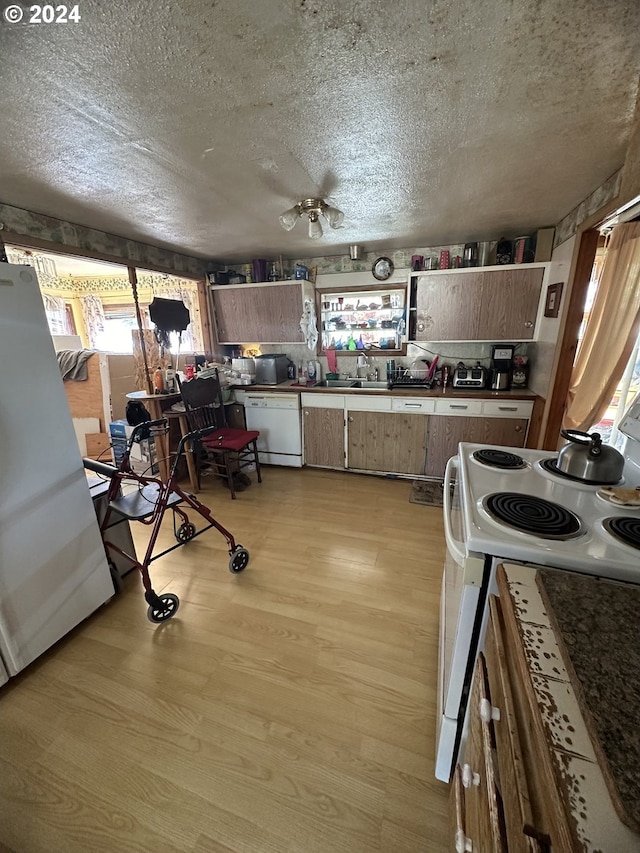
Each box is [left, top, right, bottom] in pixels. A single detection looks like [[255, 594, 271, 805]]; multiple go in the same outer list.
[[254, 354, 289, 385], [452, 363, 487, 388]]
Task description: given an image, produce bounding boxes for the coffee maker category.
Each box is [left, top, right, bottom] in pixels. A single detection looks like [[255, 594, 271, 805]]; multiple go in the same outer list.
[[489, 345, 514, 390]]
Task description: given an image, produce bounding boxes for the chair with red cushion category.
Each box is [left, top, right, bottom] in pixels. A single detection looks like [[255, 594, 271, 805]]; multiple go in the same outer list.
[[178, 370, 262, 499]]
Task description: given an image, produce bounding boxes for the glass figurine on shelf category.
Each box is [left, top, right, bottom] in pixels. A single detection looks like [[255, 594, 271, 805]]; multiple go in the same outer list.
[[356, 335, 364, 349], [347, 334, 357, 351]]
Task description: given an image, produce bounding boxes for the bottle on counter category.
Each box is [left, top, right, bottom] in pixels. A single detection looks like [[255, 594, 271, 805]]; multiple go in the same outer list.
[[153, 366, 165, 394], [164, 364, 176, 393]]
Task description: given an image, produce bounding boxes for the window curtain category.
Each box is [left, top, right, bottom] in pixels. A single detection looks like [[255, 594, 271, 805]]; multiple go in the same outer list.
[[80, 293, 106, 348], [41, 293, 68, 335], [563, 221, 640, 432]]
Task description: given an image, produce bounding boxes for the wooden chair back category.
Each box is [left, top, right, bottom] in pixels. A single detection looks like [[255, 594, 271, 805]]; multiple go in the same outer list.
[[178, 372, 228, 432]]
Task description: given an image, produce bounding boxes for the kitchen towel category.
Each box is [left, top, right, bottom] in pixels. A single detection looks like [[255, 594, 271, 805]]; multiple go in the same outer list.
[[300, 298, 318, 351], [325, 348, 338, 374]]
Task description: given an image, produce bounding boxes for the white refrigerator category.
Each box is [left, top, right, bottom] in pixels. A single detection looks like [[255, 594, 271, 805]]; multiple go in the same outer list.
[[0, 263, 114, 684]]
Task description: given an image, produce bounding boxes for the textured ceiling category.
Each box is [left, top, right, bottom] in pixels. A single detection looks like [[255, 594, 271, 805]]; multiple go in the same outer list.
[[2, 0, 639, 264]]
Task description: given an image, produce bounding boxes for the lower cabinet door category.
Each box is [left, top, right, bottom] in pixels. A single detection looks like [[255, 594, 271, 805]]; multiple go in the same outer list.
[[426, 416, 528, 477], [303, 407, 344, 468], [347, 411, 428, 474], [462, 654, 506, 853]]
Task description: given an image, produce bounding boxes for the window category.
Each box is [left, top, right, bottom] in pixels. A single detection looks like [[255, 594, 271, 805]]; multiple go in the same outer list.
[[94, 303, 140, 353]]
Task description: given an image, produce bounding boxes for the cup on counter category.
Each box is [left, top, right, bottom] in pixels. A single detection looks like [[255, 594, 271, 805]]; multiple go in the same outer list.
[[251, 258, 268, 282]]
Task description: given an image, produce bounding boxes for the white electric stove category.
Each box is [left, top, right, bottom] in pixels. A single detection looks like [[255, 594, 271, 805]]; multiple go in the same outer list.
[[435, 394, 640, 782]]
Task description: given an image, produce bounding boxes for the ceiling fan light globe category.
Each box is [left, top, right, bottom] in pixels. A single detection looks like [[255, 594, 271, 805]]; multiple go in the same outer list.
[[308, 215, 323, 239], [279, 206, 299, 231], [324, 205, 344, 229]]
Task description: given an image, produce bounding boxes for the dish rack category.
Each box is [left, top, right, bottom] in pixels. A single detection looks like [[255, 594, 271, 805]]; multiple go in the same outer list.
[[388, 368, 435, 390]]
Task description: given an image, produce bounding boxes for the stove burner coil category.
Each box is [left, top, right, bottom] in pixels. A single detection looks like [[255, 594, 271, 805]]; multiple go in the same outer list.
[[483, 492, 585, 540], [473, 449, 526, 469], [540, 458, 622, 486], [603, 517, 640, 550]]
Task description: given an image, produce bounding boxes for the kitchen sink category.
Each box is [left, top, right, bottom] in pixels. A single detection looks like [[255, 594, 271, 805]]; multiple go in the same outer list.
[[354, 380, 390, 389], [316, 379, 390, 390], [317, 379, 358, 387]]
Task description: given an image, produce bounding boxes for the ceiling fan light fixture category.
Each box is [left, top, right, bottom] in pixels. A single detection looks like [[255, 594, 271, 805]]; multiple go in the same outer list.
[[308, 211, 323, 239], [323, 205, 344, 229], [279, 197, 344, 238], [279, 205, 300, 231]]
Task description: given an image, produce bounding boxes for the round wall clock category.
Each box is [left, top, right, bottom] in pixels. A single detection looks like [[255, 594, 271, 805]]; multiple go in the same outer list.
[[372, 257, 394, 281]]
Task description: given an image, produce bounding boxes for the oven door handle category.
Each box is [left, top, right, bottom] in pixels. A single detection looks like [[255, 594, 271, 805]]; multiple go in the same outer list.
[[443, 455, 466, 564]]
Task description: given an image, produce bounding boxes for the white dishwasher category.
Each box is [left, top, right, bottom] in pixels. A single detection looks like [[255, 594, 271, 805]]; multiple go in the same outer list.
[[243, 392, 302, 467]]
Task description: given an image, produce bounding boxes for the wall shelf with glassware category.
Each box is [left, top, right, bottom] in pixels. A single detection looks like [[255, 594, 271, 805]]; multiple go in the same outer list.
[[318, 286, 407, 353]]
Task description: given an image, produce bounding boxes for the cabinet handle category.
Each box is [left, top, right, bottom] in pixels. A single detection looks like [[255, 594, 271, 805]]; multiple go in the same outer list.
[[524, 321, 534, 328], [348, 416, 354, 422], [498, 406, 517, 411], [515, 425, 522, 432], [455, 829, 473, 853], [461, 763, 480, 788], [304, 410, 309, 416], [479, 697, 501, 723], [417, 322, 425, 332], [449, 404, 468, 410], [403, 402, 423, 408]]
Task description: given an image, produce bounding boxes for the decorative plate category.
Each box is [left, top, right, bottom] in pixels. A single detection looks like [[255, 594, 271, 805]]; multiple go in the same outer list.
[[372, 257, 394, 281]]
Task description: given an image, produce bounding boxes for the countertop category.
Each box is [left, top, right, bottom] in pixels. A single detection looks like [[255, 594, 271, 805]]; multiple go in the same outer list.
[[536, 568, 640, 833], [501, 563, 640, 851], [230, 380, 538, 399]]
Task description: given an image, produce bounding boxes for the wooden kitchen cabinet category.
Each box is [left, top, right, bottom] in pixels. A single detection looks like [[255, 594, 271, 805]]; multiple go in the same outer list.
[[425, 414, 528, 477], [212, 282, 304, 343], [461, 654, 506, 853], [414, 266, 544, 341], [347, 410, 429, 475], [303, 406, 345, 468]]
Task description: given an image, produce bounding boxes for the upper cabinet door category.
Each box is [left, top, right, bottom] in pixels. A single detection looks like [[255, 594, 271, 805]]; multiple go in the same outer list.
[[415, 273, 480, 340], [414, 267, 544, 341], [477, 268, 543, 340], [212, 283, 304, 343]]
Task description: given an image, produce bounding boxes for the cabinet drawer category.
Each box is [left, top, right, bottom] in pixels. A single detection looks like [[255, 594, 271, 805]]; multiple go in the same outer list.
[[435, 399, 482, 416], [345, 394, 392, 412], [390, 397, 435, 414], [482, 400, 533, 419], [301, 393, 345, 409]]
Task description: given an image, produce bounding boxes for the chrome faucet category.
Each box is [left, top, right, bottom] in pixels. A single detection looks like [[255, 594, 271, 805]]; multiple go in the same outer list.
[[356, 353, 369, 378], [356, 354, 378, 381]]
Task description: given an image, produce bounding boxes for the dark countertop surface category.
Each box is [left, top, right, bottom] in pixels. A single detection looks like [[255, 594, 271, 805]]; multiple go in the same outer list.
[[536, 569, 640, 832], [231, 380, 538, 399]]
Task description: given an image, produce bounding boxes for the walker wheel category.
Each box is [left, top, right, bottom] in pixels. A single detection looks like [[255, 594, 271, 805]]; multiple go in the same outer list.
[[229, 546, 249, 574], [147, 593, 180, 623], [176, 522, 196, 543]]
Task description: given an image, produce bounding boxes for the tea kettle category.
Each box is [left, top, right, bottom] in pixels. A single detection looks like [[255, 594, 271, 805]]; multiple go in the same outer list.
[[557, 429, 624, 484]]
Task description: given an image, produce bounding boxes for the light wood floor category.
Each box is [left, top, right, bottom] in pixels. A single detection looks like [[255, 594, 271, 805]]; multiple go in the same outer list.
[[0, 467, 449, 853]]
